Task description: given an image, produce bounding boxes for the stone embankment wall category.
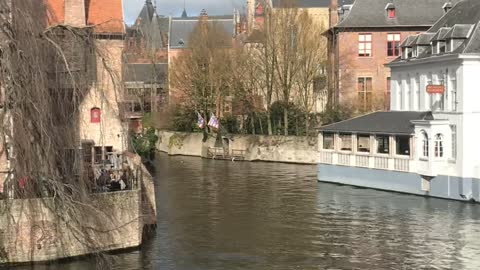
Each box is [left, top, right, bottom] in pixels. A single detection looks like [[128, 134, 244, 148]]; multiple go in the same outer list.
[[0, 153, 157, 265], [156, 131, 319, 164], [0, 191, 142, 264]]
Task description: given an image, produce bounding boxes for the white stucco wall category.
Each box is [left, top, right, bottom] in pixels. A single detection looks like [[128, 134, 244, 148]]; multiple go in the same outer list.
[[390, 55, 480, 179], [79, 39, 127, 152]]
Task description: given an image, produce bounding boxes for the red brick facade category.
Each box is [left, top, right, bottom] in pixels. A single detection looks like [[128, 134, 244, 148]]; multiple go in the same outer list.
[[335, 29, 426, 111]]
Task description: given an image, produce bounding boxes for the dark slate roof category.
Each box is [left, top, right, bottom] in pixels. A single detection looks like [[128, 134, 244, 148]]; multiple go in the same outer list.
[[169, 17, 234, 48], [273, 0, 354, 8], [444, 24, 474, 39], [335, 0, 461, 29], [400, 35, 417, 47], [124, 63, 167, 83], [390, 0, 480, 64], [428, 0, 480, 32], [318, 111, 434, 135], [431, 27, 451, 41], [415, 33, 435, 45], [136, 1, 155, 26]]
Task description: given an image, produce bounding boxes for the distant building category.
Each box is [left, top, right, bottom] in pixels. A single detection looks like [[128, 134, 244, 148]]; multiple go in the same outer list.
[[125, 0, 168, 63], [328, 0, 458, 112], [123, 63, 168, 133], [168, 9, 235, 59]]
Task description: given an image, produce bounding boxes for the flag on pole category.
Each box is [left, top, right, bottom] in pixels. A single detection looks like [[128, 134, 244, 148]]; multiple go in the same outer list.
[[208, 113, 219, 129], [197, 112, 205, 129]]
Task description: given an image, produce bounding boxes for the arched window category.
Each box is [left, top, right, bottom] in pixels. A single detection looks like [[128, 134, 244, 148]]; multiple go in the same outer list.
[[91, 107, 101, 123], [422, 131, 429, 157], [434, 134, 444, 158]]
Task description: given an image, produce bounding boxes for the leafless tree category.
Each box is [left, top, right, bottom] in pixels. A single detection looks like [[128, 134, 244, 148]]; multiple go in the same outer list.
[[295, 12, 327, 135], [170, 20, 233, 119]]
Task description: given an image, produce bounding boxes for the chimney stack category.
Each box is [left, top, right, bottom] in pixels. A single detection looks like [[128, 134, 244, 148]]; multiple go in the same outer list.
[[65, 0, 86, 27], [329, 0, 338, 28]]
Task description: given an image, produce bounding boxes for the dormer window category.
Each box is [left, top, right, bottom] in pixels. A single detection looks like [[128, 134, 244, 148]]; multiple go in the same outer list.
[[385, 3, 396, 19], [388, 8, 396, 18], [402, 47, 409, 59], [443, 2, 453, 13]]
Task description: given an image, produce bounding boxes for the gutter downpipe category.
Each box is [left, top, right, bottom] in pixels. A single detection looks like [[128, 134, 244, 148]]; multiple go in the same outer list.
[[334, 27, 340, 107]]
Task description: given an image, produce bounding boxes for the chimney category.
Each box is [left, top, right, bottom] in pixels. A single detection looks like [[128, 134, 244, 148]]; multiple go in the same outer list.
[[442, 2, 453, 13], [329, 0, 338, 28], [65, 0, 86, 27]]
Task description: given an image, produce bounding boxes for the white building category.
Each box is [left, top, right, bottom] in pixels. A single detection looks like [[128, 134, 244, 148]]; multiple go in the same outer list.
[[317, 0, 480, 202]]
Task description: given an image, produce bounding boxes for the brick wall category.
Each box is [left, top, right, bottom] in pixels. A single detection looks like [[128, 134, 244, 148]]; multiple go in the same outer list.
[[337, 30, 426, 111]]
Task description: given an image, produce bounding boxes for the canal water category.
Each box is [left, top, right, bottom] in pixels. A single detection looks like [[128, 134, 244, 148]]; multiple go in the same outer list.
[[13, 154, 480, 269]]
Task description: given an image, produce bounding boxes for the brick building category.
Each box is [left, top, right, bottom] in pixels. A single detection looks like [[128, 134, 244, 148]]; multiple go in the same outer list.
[[328, 0, 458, 112]]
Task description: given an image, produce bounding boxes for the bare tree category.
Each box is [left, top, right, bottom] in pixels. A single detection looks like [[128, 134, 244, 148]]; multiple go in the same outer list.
[[170, 20, 232, 118], [272, 1, 302, 136], [295, 12, 327, 136]]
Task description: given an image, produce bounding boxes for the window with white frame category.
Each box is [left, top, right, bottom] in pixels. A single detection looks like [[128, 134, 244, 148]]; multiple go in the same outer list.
[[339, 134, 352, 151], [405, 75, 411, 110], [376, 135, 390, 154], [397, 77, 402, 110], [323, 133, 335, 150], [439, 76, 445, 111], [422, 131, 429, 158], [400, 78, 405, 110], [358, 77, 373, 111], [434, 134, 444, 158], [359, 34, 372, 57], [357, 134, 370, 153], [450, 125, 457, 160], [396, 136, 410, 156], [450, 72, 457, 111], [427, 73, 433, 109], [387, 33, 401, 57], [415, 74, 421, 110]]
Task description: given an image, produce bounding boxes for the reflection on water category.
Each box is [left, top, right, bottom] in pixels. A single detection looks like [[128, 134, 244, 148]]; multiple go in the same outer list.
[[12, 153, 480, 269]]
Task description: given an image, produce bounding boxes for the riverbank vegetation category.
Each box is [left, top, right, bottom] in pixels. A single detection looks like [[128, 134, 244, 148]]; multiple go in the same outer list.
[[166, 0, 352, 137]]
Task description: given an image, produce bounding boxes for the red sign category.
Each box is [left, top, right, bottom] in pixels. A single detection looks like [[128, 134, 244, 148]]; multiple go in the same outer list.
[[426, 85, 445, 94]]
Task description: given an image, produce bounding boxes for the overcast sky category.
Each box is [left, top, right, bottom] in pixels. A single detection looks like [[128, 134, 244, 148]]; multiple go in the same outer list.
[[123, 0, 245, 24]]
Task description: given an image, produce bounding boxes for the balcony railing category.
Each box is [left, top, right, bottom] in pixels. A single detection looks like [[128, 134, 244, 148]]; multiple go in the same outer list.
[[320, 151, 413, 173]]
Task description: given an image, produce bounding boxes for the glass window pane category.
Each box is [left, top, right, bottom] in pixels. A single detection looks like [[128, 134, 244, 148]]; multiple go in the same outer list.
[[323, 133, 335, 150], [339, 134, 352, 151], [387, 34, 393, 41], [376, 135, 390, 154], [394, 34, 401, 41], [357, 135, 370, 153], [396, 136, 410, 156], [359, 43, 365, 50], [366, 78, 373, 91], [358, 78, 365, 92], [366, 43, 372, 49], [366, 34, 372, 41], [359, 35, 365, 42]]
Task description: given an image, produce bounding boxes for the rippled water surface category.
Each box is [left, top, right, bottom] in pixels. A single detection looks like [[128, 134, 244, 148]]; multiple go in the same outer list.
[[14, 154, 480, 269]]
